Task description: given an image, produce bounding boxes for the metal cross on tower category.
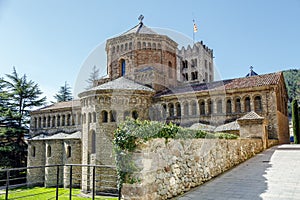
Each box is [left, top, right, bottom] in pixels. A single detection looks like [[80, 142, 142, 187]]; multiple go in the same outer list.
[[138, 15, 144, 23]]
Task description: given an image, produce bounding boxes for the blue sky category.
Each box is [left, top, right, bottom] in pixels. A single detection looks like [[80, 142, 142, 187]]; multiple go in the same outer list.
[[0, 0, 299, 102]]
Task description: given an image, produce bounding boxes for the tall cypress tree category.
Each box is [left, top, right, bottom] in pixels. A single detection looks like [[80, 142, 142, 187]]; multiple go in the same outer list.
[[292, 99, 299, 144]]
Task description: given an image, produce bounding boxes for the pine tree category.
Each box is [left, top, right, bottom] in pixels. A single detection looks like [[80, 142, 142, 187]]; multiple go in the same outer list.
[[292, 99, 299, 144], [3, 67, 46, 128], [0, 67, 46, 168], [53, 81, 73, 102], [86, 65, 100, 89]]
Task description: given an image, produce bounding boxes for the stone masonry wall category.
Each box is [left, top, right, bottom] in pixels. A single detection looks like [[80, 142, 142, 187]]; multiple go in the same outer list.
[[121, 138, 263, 200]]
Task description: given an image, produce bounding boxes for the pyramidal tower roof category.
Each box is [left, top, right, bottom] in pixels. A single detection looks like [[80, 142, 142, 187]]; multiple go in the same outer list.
[[120, 15, 157, 36]]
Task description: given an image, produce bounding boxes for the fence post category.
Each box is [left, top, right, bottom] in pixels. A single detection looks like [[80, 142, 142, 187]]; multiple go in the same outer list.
[[92, 166, 95, 200], [69, 165, 73, 200], [56, 165, 59, 200], [118, 187, 121, 200], [5, 170, 10, 200]]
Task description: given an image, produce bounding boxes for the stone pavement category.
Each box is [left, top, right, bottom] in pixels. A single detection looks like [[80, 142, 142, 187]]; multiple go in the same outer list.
[[176, 144, 300, 200]]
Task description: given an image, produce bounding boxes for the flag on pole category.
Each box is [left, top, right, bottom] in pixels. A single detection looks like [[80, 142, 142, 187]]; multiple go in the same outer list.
[[193, 21, 198, 33]]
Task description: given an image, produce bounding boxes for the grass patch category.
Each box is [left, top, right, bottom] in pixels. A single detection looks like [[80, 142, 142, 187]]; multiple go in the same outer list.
[[0, 187, 118, 200]]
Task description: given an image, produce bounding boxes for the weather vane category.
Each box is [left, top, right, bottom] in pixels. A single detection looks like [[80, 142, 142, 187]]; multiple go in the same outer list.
[[138, 14, 144, 23]]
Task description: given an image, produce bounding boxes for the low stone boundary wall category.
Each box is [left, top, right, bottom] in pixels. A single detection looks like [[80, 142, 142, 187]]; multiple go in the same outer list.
[[122, 138, 263, 200]]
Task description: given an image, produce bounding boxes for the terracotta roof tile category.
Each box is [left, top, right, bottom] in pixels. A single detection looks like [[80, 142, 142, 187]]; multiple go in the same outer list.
[[35, 100, 81, 112], [155, 72, 282, 97], [238, 111, 264, 120], [215, 121, 240, 132]]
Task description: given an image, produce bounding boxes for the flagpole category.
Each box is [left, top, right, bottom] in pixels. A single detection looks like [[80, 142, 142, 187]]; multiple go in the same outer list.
[[193, 19, 195, 44]]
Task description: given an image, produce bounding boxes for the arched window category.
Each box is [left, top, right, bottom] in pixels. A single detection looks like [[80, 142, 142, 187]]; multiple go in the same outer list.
[[62, 115, 65, 126], [245, 97, 251, 112], [152, 43, 156, 49], [120, 59, 126, 76], [132, 111, 138, 120], [183, 102, 189, 116], [129, 42, 132, 50], [191, 101, 197, 115], [67, 146, 71, 158], [254, 96, 262, 112], [34, 117, 37, 129], [43, 116, 46, 128], [125, 43, 128, 50], [47, 145, 51, 157], [67, 114, 71, 126], [52, 116, 56, 127], [217, 99, 222, 113], [57, 115, 61, 126], [142, 42, 146, 49], [226, 99, 232, 114], [137, 42, 141, 49], [162, 104, 167, 118], [199, 100, 205, 115], [110, 110, 116, 122], [235, 98, 241, 113], [72, 114, 76, 125], [208, 99, 213, 114], [168, 103, 174, 117], [101, 110, 108, 123], [93, 112, 97, 123], [168, 61, 173, 78], [47, 116, 51, 127], [38, 117, 41, 128], [147, 42, 151, 49], [176, 102, 181, 117], [88, 113, 91, 123], [31, 146, 36, 157], [91, 131, 96, 154], [78, 114, 81, 125], [205, 72, 208, 82]]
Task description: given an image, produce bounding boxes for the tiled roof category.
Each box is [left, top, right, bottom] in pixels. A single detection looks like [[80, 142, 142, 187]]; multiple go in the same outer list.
[[215, 121, 240, 132], [87, 77, 155, 92], [35, 100, 80, 112], [189, 123, 216, 132], [120, 22, 157, 36], [155, 72, 282, 97], [238, 111, 264, 120]]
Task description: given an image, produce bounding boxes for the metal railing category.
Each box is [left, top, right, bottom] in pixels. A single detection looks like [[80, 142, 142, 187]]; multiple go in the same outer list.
[[0, 164, 120, 200]]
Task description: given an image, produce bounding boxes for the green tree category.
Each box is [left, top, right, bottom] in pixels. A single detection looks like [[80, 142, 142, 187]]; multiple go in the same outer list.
[[53, 81, 73, 102], [2, 67, 46, 128], [292, 99, 300, 144], [0, 67, 46, 168], [86, 65, 100, 89], [283, 69, 300, 116]]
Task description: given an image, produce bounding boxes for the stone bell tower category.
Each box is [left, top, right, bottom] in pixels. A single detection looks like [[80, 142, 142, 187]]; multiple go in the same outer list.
[[105, 15, 178, 91]]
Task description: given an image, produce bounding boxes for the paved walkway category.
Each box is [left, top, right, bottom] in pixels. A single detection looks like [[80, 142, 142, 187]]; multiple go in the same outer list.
[[176, 144, 300, 200]]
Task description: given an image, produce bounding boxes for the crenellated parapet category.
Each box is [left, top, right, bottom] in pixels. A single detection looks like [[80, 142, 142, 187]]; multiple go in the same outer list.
[[177, 41, 214, 84]]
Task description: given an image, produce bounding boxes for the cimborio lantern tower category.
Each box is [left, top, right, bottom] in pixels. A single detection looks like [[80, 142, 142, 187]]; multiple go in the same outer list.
[[105, 15, 178, 91]]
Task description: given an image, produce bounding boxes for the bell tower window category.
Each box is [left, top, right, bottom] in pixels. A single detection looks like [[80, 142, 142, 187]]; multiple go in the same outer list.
[[120, 59, 126, 76]]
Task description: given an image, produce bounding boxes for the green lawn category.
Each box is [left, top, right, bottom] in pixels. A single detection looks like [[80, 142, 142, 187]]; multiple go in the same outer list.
[[0, 187, 118, 200]]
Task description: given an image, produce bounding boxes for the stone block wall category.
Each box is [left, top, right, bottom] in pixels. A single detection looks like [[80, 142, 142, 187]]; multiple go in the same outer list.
[[121, 138, 263, 200], [63, 139, 82, 188], [45, 140, 64, 187], [277, 111, 290, 144], [27, 140, 45, 186]]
